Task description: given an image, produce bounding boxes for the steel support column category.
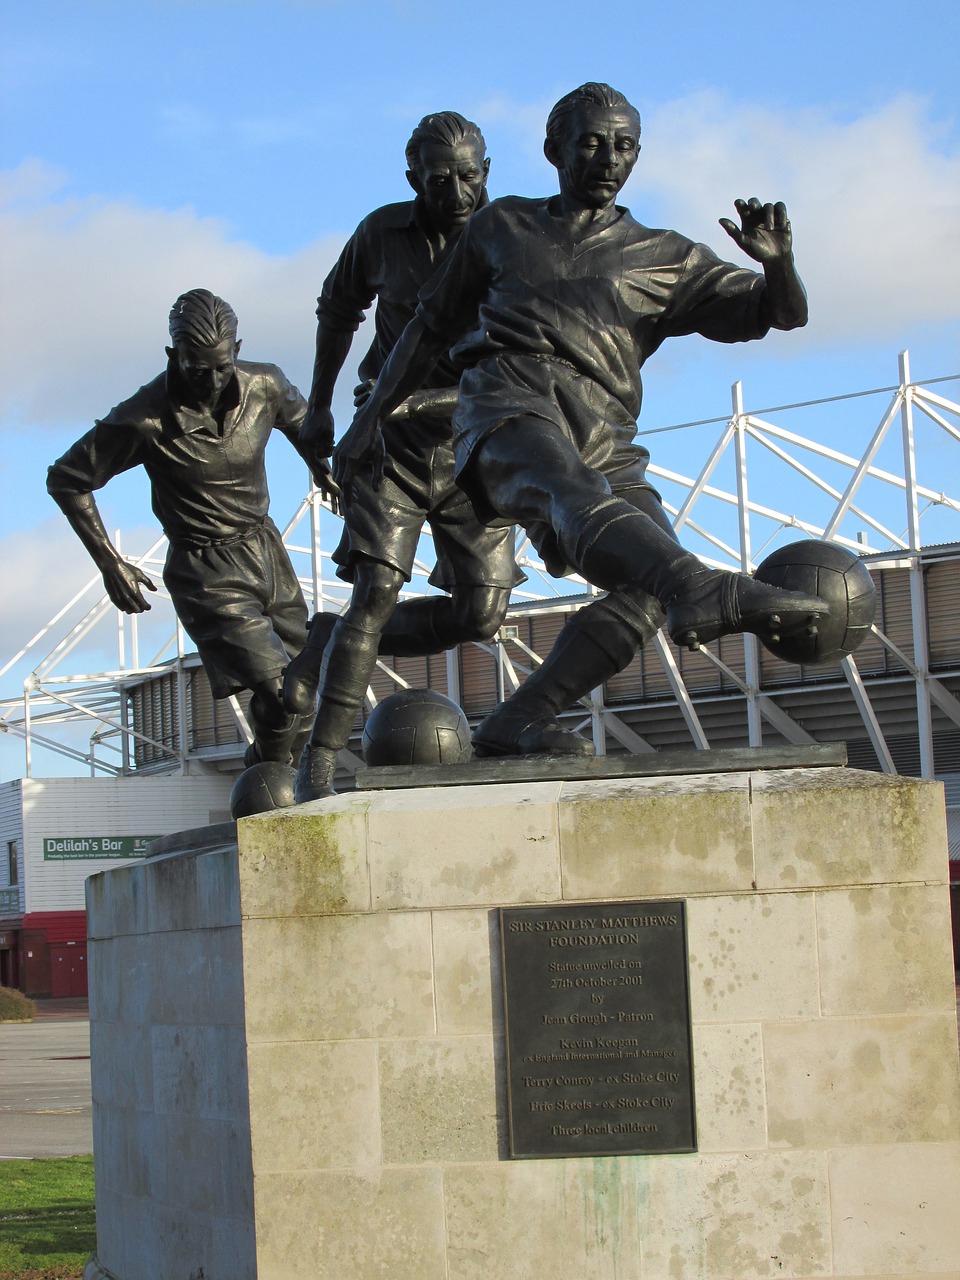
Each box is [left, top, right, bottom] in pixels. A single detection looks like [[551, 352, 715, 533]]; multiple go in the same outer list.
[[900, 351, 935, 777], [733, 381, 763, 747]]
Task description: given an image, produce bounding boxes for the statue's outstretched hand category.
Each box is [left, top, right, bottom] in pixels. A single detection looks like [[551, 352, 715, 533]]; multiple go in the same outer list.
[[103, 561, 157, 614], [333, 403, 385, 506], [720, 198, 793, 265]]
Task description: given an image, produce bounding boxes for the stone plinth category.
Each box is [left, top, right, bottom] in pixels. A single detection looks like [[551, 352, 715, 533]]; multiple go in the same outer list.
[[85, 768, 960, 1280]]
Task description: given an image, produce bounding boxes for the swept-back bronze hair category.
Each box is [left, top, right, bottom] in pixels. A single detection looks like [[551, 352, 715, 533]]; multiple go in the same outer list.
[[168, 289, 238, 348], [545, 82, 640, 146], [405, 111, 486, 175]]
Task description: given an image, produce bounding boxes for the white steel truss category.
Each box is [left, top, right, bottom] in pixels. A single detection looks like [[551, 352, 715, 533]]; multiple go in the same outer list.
[[2, 351, 958, 780]]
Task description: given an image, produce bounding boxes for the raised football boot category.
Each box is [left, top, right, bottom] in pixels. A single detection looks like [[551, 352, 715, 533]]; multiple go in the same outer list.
[[664, 567, 826, 653], [574, 503, 827, 657]]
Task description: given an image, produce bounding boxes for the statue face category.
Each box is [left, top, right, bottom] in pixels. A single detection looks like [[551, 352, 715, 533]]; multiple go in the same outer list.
[[549, 105, 640, 209], [170, 337, 239, 408], [412, 139, 489, 234]]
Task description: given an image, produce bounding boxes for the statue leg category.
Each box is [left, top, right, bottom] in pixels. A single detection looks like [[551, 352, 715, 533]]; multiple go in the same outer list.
[[473, 485, 672, 757], [574, 507, 823, 650], [472, 420, 826, 652], [287, 444, 520, 717], [283, 585, 513, 715], [294, 561, 405, 803], [472, 589, 664, 757], [282, 612, 339, 715], [377, 585, 511, 655]]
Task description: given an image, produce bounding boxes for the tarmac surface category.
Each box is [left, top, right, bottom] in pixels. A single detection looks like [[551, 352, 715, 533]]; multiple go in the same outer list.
[[0, 998, 92, 1159]]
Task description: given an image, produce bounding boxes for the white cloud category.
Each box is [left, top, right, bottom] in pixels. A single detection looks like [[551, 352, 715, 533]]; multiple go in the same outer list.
[[475, 93, 555, 163], [0, 157, 68, 203], [478, 89, 960, 345], [0, 162, 345, 430], [634, 92, 960, 342], [4, 91, 956, 440], [0, 518, 149, 664]]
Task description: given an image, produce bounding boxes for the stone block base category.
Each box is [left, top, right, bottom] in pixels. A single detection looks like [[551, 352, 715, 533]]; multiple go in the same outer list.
[[86, 767, 960, 1279]]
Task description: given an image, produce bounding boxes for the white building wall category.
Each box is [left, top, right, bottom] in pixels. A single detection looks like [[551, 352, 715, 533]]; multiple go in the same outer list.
[[18, 775, 233, 914], [0, 780, 25, 917]]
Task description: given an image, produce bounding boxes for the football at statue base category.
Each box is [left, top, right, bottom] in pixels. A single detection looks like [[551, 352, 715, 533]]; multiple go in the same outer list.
[[754, 539, 876, 665], [230, 760, 297, 818], [362, 688, 472, 767]]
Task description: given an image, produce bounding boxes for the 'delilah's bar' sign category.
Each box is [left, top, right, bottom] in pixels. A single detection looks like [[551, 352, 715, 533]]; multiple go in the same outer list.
[[42, 835, 158, 860]]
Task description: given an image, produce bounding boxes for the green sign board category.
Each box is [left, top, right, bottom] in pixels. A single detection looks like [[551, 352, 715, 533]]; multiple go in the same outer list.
[[0, 888, 20, 913], [42, 835, 159, 861]]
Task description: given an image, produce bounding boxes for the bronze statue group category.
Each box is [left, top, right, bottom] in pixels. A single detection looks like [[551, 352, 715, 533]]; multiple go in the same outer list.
[[48, 82, 829, 808]]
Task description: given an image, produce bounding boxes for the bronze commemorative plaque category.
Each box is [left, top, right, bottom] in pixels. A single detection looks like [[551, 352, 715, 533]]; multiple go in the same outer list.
[[500, 900, 696, 1159]]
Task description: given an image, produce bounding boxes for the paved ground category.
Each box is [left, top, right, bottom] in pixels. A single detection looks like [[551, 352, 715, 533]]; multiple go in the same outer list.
[[0, 1001, 92, 1159], [33, 996, 90, 1022]]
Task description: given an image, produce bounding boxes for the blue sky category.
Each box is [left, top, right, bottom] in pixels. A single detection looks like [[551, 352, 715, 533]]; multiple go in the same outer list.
[[1, 0, 959, 774]]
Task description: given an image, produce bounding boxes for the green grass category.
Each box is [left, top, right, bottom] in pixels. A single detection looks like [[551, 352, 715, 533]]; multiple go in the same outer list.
[[0, 1157, 95, 1279]]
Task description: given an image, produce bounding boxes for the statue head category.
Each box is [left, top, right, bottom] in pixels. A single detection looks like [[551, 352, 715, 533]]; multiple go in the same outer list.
[[165, 289, 241, 410], [544, 83, 641, 210], [405, 111, 490, 235]]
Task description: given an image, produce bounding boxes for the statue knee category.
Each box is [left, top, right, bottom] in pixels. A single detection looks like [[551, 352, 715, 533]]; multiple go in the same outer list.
[[345, 562, 405, 629], [451, 587, 511, 643]]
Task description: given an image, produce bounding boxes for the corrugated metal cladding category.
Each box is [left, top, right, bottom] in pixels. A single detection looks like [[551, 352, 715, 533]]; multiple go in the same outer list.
[[127, 665, 246, 770], [188, 672, 248, 751], [128, 670, 180, 768], [947, 810, 960, 865], [21, 910, 86, 943], [0, 780, 25, 916], [927, 560, 960, 668], [368, 652, 450, 717]]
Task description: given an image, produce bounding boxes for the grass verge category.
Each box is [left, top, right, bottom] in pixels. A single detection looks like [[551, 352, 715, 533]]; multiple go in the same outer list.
[[0, 1157, 95, 1280]]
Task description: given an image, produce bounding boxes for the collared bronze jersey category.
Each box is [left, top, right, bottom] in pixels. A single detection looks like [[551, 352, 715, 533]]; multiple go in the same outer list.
[[47, 361, 309, 697], [47, 361, 306, 547]]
